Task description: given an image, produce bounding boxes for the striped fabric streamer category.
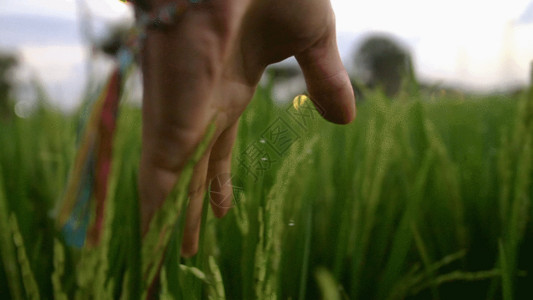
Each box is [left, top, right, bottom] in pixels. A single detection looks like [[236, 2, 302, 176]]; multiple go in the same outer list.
[[57, 0, 198, 247], [57, 68, 123, 248]]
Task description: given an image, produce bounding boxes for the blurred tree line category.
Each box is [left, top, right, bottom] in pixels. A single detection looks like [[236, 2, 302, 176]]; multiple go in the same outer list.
[[265, 33, 417, 100], [0, 52, 18, 119], [0, 27, 419, 120], [99, 23, 419, 99], [353, 34, 416, 97], [67, 26, 533, 100], [4, 22, 531, 117]]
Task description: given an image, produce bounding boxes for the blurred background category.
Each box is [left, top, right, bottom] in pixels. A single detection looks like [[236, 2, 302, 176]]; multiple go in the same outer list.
[[1, 2, 533, 298], [0, 0, 532, 113]]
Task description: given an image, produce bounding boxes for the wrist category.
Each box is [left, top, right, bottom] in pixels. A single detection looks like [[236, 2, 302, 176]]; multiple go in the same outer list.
[[134, 0, 208, 30], [137, 0, 202, 10]]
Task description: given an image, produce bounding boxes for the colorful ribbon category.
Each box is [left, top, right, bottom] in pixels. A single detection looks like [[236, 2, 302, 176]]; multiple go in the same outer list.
[[57, 0, 200, 247]]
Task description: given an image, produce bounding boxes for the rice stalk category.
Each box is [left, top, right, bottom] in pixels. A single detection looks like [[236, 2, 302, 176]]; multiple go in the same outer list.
[[388, 250, 469, 300], [412, 269, 501, 295], [0, 168, 23, 300], [351, 102, 400, 297], [297, 207, 313, 300], [378, 149, 434, 299], [315, 267, 341, 300], [9, 213, 40, 300], [52, 239, 68, 300], [159, 268, 175, 300], [208, 255, 226, 300], [141, 122, 215, 295], [411, 222, 439, 300]]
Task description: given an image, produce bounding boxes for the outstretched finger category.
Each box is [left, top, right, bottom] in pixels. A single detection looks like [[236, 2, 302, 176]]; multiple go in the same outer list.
[[207, 121, 240, 218], [181, 150, 212, 257], [295, 17, 356, 124]]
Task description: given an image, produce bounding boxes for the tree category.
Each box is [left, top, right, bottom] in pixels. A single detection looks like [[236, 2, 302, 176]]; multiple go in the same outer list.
[[0, 52, 18, 119], [353, 34, 415, 97], [96, 22, 131, 58]]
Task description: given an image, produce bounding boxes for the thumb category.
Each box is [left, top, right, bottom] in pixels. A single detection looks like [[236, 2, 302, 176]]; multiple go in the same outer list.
[[296, 24, 356, 124]]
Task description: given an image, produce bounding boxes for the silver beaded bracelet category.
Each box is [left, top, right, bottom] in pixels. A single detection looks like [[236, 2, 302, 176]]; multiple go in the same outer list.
[[137, 0, 205, 30]]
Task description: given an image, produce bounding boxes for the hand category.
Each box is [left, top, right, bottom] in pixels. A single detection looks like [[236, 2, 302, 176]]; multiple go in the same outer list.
[[138, 0, 356, 256]]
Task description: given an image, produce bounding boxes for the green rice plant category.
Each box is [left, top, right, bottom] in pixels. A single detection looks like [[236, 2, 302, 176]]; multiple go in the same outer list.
[[9, 214, 40, 300], [52, 239, 67, 300], [315, 267, 341, 300], [494, 85, 533, 299], [0, 167, 24, 300], [0, 84, 532, 299]]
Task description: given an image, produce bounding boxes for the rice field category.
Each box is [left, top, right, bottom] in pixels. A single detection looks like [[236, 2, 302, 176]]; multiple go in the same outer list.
[[0, 83, 532, 299]]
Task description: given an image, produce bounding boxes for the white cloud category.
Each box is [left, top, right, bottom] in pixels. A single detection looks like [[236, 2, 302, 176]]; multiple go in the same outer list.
[[331, 0, 533, 91], [332, 0, 531, 36], [20, 45, 85, 83], [1, 0, 531, 106], [18, 45, 87, 108], [0, 0, 132, 21], [0, 0, 133, 108]]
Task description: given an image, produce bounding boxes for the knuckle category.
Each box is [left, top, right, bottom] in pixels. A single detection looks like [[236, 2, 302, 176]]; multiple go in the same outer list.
[[181, 243, 198, 257], [142, 124, 204, 173], [189, 183, 207, 198], [142, 145, 187, 174]]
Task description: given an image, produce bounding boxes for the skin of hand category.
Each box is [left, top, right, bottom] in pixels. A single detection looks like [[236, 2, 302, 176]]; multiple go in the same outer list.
[[139, 0, 356, 257]]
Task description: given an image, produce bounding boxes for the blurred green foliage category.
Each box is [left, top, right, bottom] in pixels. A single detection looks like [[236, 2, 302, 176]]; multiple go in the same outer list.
[[0, 52, 18, 120], [0, 82, 532, 299]]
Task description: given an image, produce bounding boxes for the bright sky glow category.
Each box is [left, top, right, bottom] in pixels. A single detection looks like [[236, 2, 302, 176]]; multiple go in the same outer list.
[[0, 0, 131, 20], [332, 0, 533, 90], [0, 0, 532, 107]]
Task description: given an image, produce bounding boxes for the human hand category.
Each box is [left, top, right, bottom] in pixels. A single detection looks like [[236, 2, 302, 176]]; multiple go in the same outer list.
[[138, 0, 356, 256]]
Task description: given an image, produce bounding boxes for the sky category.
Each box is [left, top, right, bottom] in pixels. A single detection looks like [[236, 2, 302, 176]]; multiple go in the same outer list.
[[331, 0, 533, 91], [1, 0, 532, 109]]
